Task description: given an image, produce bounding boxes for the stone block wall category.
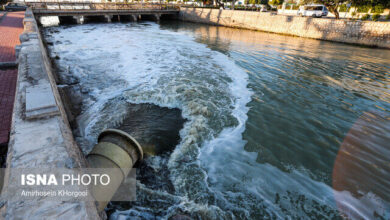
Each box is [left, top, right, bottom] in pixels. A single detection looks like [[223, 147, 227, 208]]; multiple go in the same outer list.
[[179, 8, 390, 49]]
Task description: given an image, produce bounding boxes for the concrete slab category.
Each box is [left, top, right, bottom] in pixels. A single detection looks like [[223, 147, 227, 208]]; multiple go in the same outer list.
[[25, 85, 59, 119], [25, 84, 56, 111]]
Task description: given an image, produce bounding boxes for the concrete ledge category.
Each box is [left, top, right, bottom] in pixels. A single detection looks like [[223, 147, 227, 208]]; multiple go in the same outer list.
[[0, 8, 101, 219]]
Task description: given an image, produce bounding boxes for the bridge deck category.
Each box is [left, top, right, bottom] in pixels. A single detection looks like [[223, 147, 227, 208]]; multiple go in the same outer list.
[[33, 9, 179, 16], [28, 2, 180, 16]]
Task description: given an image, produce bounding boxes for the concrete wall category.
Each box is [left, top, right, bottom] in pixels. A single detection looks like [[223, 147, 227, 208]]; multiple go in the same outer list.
[[0, 9, 101, 219], [179, 8, 390, 48]]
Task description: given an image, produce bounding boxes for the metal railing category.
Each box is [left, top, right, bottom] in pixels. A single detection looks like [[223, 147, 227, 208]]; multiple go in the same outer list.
[[26, 2, 180, 11]]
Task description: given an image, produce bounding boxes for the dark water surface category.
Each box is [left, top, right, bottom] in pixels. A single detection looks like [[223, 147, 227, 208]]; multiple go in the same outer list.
[[44, 20, 390, 219]]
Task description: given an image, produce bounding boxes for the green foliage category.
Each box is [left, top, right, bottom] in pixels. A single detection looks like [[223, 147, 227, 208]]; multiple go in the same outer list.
[[269, 0, 283, 5], [372, 0, 390, 8], [372, 13, 380, 21], [338, 4, 351, 12], [357, 5, 370, 13], [291, 5, 299, 10], [247, 0, 267, 4], [248, 0, 257, 4], [371, 5, 384, 13], [351, 0, 383, 8], [387, 13, 390, 20], [352, 1, 388, 13], [0, 0, 9, 7], [302, 0, 345, 6], [361, 13, 370, 20]]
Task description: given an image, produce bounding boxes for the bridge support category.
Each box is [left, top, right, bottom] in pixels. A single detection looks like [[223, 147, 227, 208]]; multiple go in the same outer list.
[[73, 16, 84, 24], [153, 14, 160, 22], [104, 15, 113, 23], [131, 14, 138, 22]]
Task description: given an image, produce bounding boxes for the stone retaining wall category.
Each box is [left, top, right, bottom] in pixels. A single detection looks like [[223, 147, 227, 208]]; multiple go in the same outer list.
[[0, 9, 101, 219], [179, 8, 390, 48]]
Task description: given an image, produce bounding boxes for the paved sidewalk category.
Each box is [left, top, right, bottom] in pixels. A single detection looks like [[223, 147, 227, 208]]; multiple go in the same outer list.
[[0, 11, 24, 145]]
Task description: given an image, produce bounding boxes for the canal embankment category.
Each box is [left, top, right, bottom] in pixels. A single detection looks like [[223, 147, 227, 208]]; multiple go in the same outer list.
[[0, 9, 101, 219], [179, 8, 390, 49]]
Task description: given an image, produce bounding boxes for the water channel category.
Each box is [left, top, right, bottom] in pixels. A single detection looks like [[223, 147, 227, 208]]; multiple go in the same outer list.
[[43, 20, 390, 219]]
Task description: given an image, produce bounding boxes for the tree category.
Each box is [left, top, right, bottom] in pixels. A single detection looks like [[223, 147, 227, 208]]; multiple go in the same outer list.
[[367, 0, 390, 8], [261, 0, 269, 4], [351, 0, 390, 9], [303, 0, 390, 19], [0, 0, 10, 6], [269, 0, 284, 5], [302, 0, 346, 18]]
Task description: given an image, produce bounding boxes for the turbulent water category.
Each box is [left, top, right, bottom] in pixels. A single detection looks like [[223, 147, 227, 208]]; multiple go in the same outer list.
[[44, 21, 390, 219]]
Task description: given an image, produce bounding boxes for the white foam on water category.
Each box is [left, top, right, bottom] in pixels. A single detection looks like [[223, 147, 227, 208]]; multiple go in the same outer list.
[[39, 16, 60, 27], [45, 22, 251, 217]]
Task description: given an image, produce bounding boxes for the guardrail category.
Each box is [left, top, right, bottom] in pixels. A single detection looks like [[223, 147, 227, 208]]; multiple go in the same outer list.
[[26, 2, 180, 11]]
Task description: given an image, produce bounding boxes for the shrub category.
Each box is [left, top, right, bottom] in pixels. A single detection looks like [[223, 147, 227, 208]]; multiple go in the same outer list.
[[260, 0, 268, 5], [372, 13, 380, 21], [371, 5, 384, 14], [338, 4, 349, 12], [357, 5, 370, 13], [270, 0, 283, 5], [361, 14, 370, 20], [386, 13, 390, 20], [351, 11, 357, 18]]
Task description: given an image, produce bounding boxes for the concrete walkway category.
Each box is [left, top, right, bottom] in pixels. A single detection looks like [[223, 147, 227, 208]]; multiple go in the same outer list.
[[0, 10, 101, 218], [0, 11, 24, 145]]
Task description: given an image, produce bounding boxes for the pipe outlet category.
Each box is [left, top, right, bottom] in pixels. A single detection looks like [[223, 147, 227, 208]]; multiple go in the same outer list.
[[86, 129, 143, 212]]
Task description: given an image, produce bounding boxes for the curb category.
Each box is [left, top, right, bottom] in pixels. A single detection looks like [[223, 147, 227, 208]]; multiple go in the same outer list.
[[0, 11, 7, 24], [0, 61, 18, 69]]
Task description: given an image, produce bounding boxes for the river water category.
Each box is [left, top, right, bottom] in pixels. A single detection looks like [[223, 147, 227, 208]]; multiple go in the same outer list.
[[44, 21, 390, 219]]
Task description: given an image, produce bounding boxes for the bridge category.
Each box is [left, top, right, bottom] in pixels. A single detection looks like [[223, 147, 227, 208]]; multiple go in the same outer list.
[[27, 2, 180, 23]]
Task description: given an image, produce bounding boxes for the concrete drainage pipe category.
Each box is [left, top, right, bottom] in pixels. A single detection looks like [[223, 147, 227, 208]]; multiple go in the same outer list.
[[86, 129, 143, 212]]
